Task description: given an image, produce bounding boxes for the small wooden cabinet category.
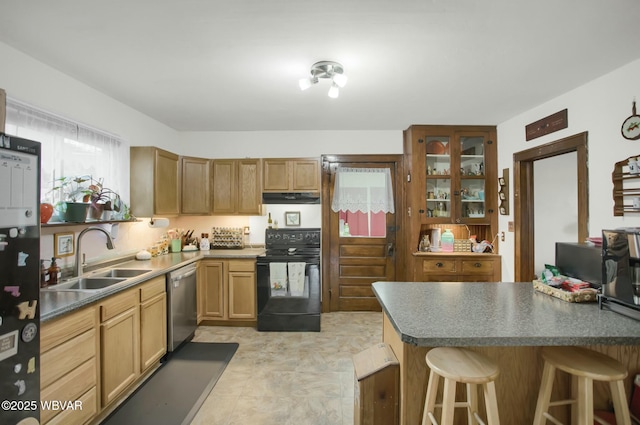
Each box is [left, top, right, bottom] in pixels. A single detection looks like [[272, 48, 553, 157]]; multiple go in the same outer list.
[[413, 252, 501, 282], [180, 156, 211, 214], [198, 258, 256, 324], [99, 288, 140, 408], [130, 147, 180, 217], [139, 276, 167, 372], [212, 159, 261, 215], [40, 306, 99, 425], [263, 158, 320, 192]]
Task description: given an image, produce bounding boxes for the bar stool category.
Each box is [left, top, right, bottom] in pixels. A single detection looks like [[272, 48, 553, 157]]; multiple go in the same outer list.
[[533, 346, 632, 425], [421, 347, 500, 425]]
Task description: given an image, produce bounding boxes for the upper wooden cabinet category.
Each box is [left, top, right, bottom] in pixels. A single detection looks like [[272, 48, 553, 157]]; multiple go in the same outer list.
[[130, 147, 180, 217], [212, 159, 261, 215], [404, 126, 498, 226], [263, 158, 320, 192], [181, 156, 211, 215]]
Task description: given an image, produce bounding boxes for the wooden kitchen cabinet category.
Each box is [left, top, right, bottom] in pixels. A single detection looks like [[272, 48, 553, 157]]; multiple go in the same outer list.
[[130, 146, 180, 217], [198, 258, 256, 324], [212, 159, 261, 215], [403, 125, 499, 281], [139, 276, 167, 372], [412, 252, 501, 282], [181, 155, 211, 214], [99, 288, 140, 408], [263, 158, 320, 192], [40, 306, 99, 425]]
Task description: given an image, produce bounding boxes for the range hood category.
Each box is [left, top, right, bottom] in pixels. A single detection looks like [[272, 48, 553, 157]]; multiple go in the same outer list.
[[262, 192, 320, 204]]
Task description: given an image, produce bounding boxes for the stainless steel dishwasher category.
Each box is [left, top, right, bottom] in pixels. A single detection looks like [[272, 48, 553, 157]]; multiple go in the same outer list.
[[167, 263, 198, 352]]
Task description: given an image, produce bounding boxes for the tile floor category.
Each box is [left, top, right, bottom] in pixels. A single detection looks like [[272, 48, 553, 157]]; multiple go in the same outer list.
[[189, 312, 383, 425]]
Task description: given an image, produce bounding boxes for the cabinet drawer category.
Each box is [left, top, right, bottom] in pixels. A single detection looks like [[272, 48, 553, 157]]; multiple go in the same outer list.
[[139, 276, 166, 302], [41, 358, 96, 424], [41, 328, 96, 388], [46, 386, 97, 425], [228, 259, 255, 272], [100, 288, 138, 322], [460, 259, 495, 274], [41, 307, 95, 352], [421, 259, 457, 274]]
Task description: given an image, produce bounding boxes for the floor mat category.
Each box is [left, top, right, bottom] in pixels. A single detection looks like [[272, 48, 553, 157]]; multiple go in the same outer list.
[[101, 342, 239, 425]]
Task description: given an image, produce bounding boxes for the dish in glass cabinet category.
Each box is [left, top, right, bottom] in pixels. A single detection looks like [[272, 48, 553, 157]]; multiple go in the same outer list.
[[426, 140, 447, 154]]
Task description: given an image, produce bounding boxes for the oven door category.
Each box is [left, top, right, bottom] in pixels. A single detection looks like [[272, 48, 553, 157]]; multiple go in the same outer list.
[[256, 258, 321, 331]]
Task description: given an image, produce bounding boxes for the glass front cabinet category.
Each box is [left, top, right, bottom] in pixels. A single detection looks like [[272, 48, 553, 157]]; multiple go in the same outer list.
[[406, 126, 497, 225], [402, 125, 499, 282]]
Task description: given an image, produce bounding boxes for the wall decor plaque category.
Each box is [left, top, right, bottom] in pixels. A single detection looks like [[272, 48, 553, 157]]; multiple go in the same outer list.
[[525, 109, 568, 141]]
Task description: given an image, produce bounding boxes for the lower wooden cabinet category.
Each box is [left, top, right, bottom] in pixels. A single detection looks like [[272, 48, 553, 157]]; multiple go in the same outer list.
[[198, 258, 256, 324], [40, 306, 98, 425], [413, 253, 501, 282], [40, 275, 168, 424], [99, 289, 140, 408], [139, 277, 167, 372]]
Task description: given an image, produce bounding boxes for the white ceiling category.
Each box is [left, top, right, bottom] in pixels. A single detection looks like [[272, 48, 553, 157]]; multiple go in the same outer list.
[[1, 0, 639, 131]]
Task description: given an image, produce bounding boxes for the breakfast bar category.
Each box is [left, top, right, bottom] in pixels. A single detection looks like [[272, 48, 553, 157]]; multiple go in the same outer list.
[[372, 281, 640, 425]]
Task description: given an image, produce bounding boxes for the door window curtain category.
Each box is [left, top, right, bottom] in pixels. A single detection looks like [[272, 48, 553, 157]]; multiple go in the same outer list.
[[4, 98, 126, 204], [331, 167, 394, 237]]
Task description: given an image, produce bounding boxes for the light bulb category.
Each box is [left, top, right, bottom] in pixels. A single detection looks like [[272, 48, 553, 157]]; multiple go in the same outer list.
[[332, 73, 347, 88], [299, 78, 313, 91], [328, 83, 339, 98]]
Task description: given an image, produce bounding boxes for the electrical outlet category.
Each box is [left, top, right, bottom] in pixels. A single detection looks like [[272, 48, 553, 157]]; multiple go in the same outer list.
[[243, 226, 250, 235], [501, 232, 505, 242]]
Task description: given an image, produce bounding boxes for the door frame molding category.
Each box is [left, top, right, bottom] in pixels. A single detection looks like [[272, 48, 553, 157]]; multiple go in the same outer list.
[[321, 154, 405, 312], [513, 132, 589, 281]]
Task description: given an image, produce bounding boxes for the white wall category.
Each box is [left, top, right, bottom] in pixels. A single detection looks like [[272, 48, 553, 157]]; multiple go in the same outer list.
[[497, 58, 640, 282]]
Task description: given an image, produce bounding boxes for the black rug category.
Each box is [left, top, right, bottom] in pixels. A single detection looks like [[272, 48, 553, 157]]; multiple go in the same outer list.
[[102, 342, 238, 425]]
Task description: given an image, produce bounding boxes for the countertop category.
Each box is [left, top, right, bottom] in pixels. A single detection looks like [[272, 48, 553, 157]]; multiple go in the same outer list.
[[372, 281, 640, 347], [41, 248, 265, 322]]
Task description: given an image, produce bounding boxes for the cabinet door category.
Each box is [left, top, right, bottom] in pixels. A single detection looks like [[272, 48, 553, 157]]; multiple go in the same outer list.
[[237, 159, 261, 214], [228, 271, 256, 319], [140, 292, 167, 372], [263, 159, 290, 191], [291, 159, 320, 191], [181, 156, 211, 214], [100, 307, 139, 407], [424, 135, 453, 221], [457, 131, 493, 223], [212, 160, 236, 214], [154, 148, 180, 216], [199, 260, 225, 319]]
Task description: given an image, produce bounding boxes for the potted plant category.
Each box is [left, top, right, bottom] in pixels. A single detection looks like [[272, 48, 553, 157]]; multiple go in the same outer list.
[[48, 175, 92, 222], [85, 177, 122, 220]]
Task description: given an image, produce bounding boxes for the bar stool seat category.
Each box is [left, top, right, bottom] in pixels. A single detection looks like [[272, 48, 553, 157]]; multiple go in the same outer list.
[[422, 347, 500, 425], [533, 346, 632, 425]]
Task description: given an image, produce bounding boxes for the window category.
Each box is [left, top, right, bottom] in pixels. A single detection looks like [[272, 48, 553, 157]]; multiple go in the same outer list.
[[4, 98, 126, 205]]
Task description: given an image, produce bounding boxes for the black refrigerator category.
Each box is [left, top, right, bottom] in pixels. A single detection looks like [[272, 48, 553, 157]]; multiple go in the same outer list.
[[0, 133, 41, 424]]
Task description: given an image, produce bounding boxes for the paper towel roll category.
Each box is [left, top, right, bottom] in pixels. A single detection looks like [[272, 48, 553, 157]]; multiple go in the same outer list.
[[148, 218, 170, 228]]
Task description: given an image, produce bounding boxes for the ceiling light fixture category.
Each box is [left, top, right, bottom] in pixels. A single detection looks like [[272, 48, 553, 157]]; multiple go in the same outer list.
[[299, 61, 347, 98]]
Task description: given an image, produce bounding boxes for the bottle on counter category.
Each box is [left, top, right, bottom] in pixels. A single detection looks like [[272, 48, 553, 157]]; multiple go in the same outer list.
[[267, 213, 273, 229], [48, 257, 61, 285], [40, 259, 49, 288], [199, 233, 210, 250], [441, 229, 455, 252]]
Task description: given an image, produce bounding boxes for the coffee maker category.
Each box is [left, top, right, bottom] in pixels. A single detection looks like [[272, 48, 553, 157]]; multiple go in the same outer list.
[[599, 228, 640, 321]]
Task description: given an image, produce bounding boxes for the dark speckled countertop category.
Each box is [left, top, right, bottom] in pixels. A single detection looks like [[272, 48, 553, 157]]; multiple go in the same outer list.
[[372, 281, 640, 347], [41, 248, 265, 322]]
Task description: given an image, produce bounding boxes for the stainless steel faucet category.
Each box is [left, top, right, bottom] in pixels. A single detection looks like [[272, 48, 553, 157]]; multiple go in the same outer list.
[[74, 226, 115, 277]]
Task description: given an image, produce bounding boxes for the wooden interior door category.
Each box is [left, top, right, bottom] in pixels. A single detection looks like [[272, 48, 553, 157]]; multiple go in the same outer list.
[[321, 155, 404, 312]]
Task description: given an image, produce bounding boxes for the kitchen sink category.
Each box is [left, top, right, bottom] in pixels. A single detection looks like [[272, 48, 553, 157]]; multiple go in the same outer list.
[[92, 269, 152, 278], [46, 277, 126, 291]]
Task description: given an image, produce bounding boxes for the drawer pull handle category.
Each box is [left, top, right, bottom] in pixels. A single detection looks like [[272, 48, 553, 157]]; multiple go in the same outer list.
[[474, 262, 482, 268], [436, 262, 443, 267]]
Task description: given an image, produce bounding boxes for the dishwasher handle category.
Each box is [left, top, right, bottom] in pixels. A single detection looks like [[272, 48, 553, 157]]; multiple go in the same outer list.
[[170, 266, 197, 283]]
